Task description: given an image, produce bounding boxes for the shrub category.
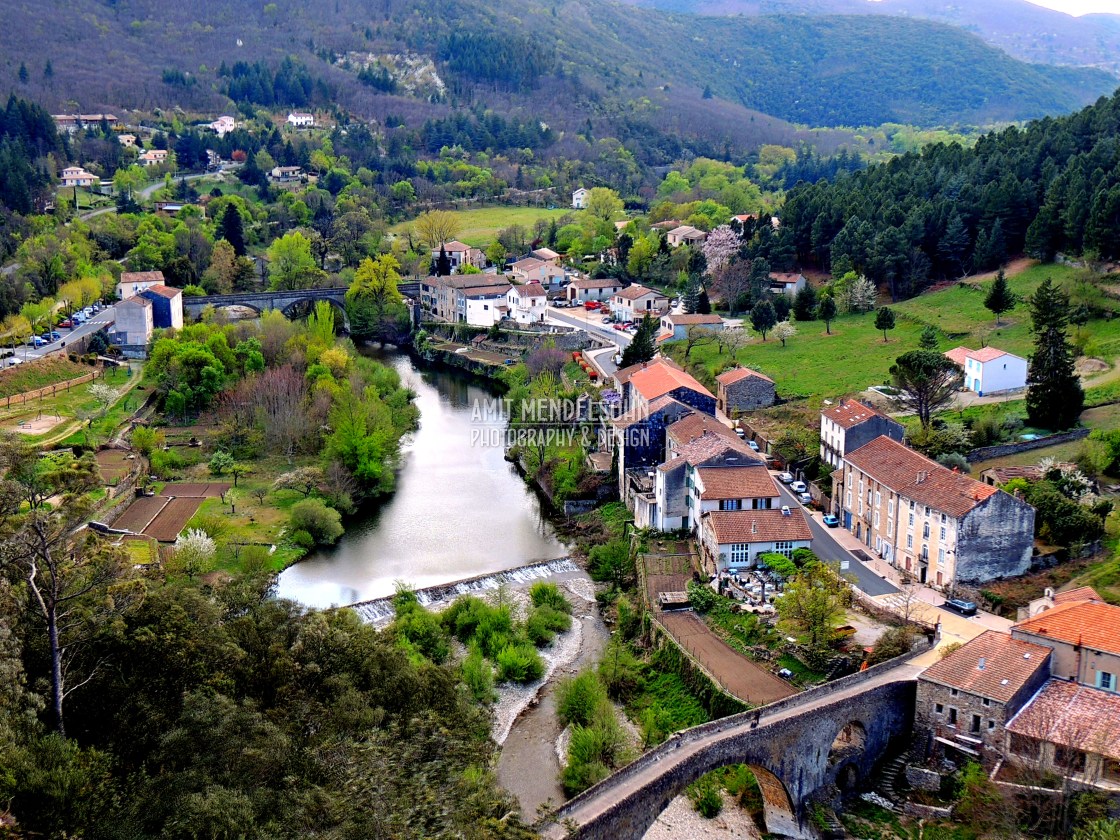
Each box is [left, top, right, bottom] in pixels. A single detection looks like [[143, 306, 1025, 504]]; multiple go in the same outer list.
[[149, 448, 188, 476], [687, 580, 719, 613], [529, 581, 572, 613], [290, 529, 315, 549], [495, 642, 545, 684], [557, 671, 609, 728], [131, 425, 165, 456], [525, 604, 572, 646], [597, 640, 646, 702], [562, 709, 628, 794], [391, 602, 450, 664], [868, 626, 914, 665], [289, 498, 344, 545], [461, 643, 496, 703], [588, 538, 634, 588], [687, 774, 723, 818]]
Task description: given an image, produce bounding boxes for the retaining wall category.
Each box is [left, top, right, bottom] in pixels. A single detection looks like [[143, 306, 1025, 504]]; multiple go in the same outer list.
[[966, 428, 1089, 463], [0, 368, 103, 409]]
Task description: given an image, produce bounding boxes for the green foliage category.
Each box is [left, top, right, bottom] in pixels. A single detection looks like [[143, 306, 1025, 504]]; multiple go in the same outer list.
[[289, 498, 344, 545], [495, 642, 545, 684], [208, 450, 234, 476], [868, 625, 914, 665], [954, 762, 1001, 832], [588, 538, 635, 588], [1021, 480, 1104, 546], [561, 705, 629, 795], [757, 552, 797, 579], [529, 581, 572, 613], [750, 299, 777, 340], [890, 349, 963, 428], [687, 580, 719, 612], [687, 773, 723, 818], [525, 604, 572, 646], [461, 643, 497, 703], [874, 306, 895, 341], [618, 314, 657, 367], [1027, 278, 1084, 431], [775, 561, 850, 661], [1076, 820, 1120, 840], [557, 671, 610, 728]]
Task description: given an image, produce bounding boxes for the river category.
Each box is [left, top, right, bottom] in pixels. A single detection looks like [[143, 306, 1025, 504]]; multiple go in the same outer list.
[[275, 345, 568, 609]]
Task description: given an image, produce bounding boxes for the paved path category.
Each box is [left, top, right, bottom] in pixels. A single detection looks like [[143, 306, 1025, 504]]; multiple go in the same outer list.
[[14, 305, 117, 363], [545, 658, 923, 838], [659, 611, 796, 706]]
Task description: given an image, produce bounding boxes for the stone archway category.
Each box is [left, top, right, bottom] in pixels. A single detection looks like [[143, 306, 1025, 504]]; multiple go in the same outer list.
[[748, 764, 803, 838], [828, 720, 868, 765], [281, 296, 350, 331]]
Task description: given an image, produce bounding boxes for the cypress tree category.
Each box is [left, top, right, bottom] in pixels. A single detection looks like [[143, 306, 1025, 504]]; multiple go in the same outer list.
[[436, 245, 451, 277], [918, 324, 940, 350], [697, 288, 711, 314], [1026, 278, 1083, 431], [682, 275, 700, 314], [619, 314, 657, 367], [219, 204, 247, 256], [983, 268, 1015, 325]]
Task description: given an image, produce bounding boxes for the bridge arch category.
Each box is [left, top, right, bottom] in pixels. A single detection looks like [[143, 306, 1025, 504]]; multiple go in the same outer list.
[[279, 296, 350, 331]]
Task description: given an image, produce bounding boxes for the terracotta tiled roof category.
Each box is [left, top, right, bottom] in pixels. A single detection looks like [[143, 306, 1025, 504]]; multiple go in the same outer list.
[[769, 272, 805, 285], [630, 363, 713, 402], [531, 248, 560, 260], [120, 295, 152, 308], [463, 283, 512, 297], [1054, 586, 1104, 605], [510, 283, 547, 298], [659, 433, 755, 473], [613, 357, 682, 386], [667, 414, 740, 448], [920, 630, 1050, 703], [141, 284, 181, 299], [945, 346, 1024, 365], [696, 467, 779, 500], [944, 347, 971, 367], [703, 507, 813, 545], [821, 398, 891, 429], [1014, 601, 1120, 656], [571, 278, 621, 290], [845, 436, 999, 519], [716, 367, 774, 386], [511, 258, 544, 272], [668, 225, 705, 238], [120, 270, 165, 284], [440, 240, 471, 252], [615, 284, 666, 302], [1007, 680, 1120, 761], [667, 314, 723, 326]]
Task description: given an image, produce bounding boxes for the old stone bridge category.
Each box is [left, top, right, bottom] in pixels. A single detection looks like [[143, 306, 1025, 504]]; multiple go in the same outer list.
[[181, 282, 422, 327], [543, 659, 922, 840]]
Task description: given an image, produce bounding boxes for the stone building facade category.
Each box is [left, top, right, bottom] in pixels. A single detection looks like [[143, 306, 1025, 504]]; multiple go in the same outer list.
[[716, 367, 776, 415]]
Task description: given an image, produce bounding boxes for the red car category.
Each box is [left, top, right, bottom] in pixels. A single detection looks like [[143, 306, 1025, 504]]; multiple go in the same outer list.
[[613, 322, 626, 330], [58, 319, 73, 328], [584, 301, 601, 310]]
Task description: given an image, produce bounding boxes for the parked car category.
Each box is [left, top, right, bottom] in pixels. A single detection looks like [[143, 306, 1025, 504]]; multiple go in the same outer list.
[[613, 322, 625, 330], [28, 336, 45, 347], [584, 301, 601, 310], [601, 316, 612, 323], [822, 514, 840, 527], [735, 428, 746, 439], [58, 319, 73, 328], [790, 480, 808, 493], [72, 313, 86, 324], [778, 472, 794, 484], [798, 492, 813, 505], [944, 598, 978, 616], [747, 440, 760, 452], [47, 331, 62, 341]]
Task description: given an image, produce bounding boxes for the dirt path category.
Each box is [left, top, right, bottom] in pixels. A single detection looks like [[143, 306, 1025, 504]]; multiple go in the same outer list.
[[966, 257, 1036, 283]]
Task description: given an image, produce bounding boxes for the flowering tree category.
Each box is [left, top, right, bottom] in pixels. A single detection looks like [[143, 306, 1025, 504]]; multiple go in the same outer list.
[[773, 319, 797, 348], [173, 528, 216, 580], [702, 225, 740, 277]]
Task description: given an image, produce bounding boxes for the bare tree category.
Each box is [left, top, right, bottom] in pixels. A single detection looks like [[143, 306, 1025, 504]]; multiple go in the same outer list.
[[248, 365, 312, 459], [682, 324, 716, 360]]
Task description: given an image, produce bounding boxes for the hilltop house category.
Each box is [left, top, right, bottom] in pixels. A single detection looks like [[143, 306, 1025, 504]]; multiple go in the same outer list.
[[820, 399, 905, 469], [716, 367, 776, 415], [270, 166, 304, 183], [572, 188, 589, 209], [208, 115, 237, 136], [566, 278, 623, 303], [769, 273, 807, 297], [944, 346, 1028, 396], [835, 435, 1035, 587], [287, 112, 314, 128], [138, 149, 169, 168], [139, 284, 184, 330], [61, 166, 98, 188], [116, 271, 167, 300], [666, 225, 707, 248], [117, 134, 136, 147], [610, 284, 670, 322], [658, 313, 723, 343], [53, 113, 119, 133]]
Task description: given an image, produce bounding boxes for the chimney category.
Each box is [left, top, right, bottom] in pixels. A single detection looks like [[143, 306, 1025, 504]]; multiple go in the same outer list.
[[751, 521, 758, 534], [977, 657, 986, 671]]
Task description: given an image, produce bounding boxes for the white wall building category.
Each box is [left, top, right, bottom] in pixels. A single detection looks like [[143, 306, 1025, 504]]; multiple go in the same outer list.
[[610, 284, 669, 322], [507, 283, 548, 323], [113, 296, 154, 346], [60, 166, 98, 188], [700, 507, 814, 573], [287, 112, 315, 128], [463, 283, 511, 326], [945, 346, 1028, 396], [116, 271, 166, 300], [572, 188, 588, 209], [566, 278, 623, 303]]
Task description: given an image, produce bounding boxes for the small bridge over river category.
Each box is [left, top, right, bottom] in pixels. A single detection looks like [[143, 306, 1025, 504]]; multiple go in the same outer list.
[[543, 656, 924, 840], [181, 282, 422, 327]]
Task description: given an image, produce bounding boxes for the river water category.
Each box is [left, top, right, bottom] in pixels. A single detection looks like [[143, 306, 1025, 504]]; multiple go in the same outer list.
[[275, 346, 568, 609]]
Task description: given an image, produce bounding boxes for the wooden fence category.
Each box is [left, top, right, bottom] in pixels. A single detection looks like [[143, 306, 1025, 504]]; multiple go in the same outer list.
[[0, 368, 103, 409]]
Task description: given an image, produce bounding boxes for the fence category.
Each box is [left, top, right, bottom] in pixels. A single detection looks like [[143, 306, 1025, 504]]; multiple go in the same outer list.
[[0, 368, 103, 410]]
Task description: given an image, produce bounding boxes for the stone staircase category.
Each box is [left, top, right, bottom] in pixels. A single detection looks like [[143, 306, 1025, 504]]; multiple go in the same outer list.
[[875, 754, 909, 808]]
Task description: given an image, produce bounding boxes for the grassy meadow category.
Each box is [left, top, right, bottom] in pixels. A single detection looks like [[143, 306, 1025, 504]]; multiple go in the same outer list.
[[390, 205, 572, 247]]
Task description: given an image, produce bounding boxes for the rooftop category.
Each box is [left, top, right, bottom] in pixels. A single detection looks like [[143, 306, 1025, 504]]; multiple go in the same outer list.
[[945, 346, 1024, 365], [439, 240, 472, 252], [571, 278, 622, 289], [629, 362, 713, 402], [463, 283, 512, 298], [119, 295, 153, 309], [510, 283, 548, 298], [667, 413, 741, 448], [920, 630, 1050, 703], [615, 284, 666, 302], [821, 398, 893, 430], [141, 284, 182, 300], [696, 466, 780, 500], [119, 271, 166, 285], [613, 356, 682, 386], [846, 436, 999, 519], [661, 432, 759, 473], [1014, 600, 1120, 657], [1007, 680, 1120, 761], [770, 272, 805, 285], [703, 507, 813, 545], [667, 314, 723, 326], [716, 366, 774, 386]]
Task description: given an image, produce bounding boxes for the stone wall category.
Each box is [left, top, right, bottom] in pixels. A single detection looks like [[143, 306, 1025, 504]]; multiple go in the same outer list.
[[956, 490, 1036, 584], [965, 428, 1090, 463]]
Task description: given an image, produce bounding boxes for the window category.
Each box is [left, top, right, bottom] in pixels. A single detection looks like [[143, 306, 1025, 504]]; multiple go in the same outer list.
[[925, 506, 930, 516], [874, 511, 880, 527], [923, 523, 930, 539], [887, 518, 893, 534], [938, 548, 945, 565], [982, 698, 990, 707], [907, 534, 913, 549], [1055, 745, 1087, 773], [774, 541, 794, 557], [1010, 733, 1041, 759], [940, 526, 946, 540], [1098, 671, 1116, 692], [888, 500, 894, 516], [921, 545, 929, 561], [719, 499, 743, 511], [875, 491, 881, 506], [950, 688, 958, 697], [909, 512, 914, 526], [846, 491, 852, 508], [948, 707, 958, 726], [935, 703, 944, 714], [730, 543, 750, 563], [988, 720, 996, 731], [940, 513, 946, 524], [970, 714, 981, 734]]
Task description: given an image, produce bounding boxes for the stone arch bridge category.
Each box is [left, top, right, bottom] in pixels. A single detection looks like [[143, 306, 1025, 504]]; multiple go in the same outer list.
[[181, 282, 421, 328], [543, 660, 922, 840]]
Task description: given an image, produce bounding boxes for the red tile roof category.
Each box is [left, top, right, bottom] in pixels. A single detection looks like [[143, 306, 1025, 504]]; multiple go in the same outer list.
[[613, 357, 682, 386], [667, 314, 723, 326], [510, 283, 547, 298], [629, 363, 713, 402], [571, 278, 621, 290], [120, 270, 165, 284], [1007, 680, 1120, 761], [659, 433, 756, 472], [821, 398, 891, 429], [769, 272, 805, 285], [944, 347, 971, 367], [945, 346, 1024, 365], [920, 630, 1051, 703], [1054, 586, 1104, 605], [667, 413, 740, 448], [615, 284, 667, 302], [845, 436, 999, 518], [716, 367, 774, 386], [1014, 601, 1120, 656], [703, 507, 813, 545], [696, 467, 779, 500], [142, 284, 182, 299]]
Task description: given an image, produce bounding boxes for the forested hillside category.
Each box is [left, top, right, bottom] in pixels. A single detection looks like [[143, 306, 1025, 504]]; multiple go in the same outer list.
[[781, 89, 1120, 301], [1, 0, 1114, 131]]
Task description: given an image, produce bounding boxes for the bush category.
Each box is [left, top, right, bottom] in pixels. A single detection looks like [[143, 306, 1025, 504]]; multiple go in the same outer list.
[[562, 709, 629, 795], [131, 425, 165, 456], [588, 538, 634, 588], [495, 642, 545, 684], [391, 600, 450, 664], [687, 774, 723, 818], [687, 580, 719, 613], [461, 643, 496, 703], [149, 448, 189, 477], [557, 671, 609, 728], [529, 581, 572, 613], [525, 604, 572, 646], [598, 640, 646, 702], [290, 529, 315, 549], [868, 625, 914, 665], [289, 498, 344, 545]]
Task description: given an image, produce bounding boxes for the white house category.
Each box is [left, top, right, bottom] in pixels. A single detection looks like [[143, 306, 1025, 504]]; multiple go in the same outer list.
[[700, 507, 814, 573], [270, 166, 304, 182], [566, 278, 623, 303], [658, 313, 723, 343], [610, 284, 670, 322], [433, 240, 484, 273], [507, 283, 548, 323], [112, 296, 154, 346], [208, 115, 237, 136], [666, 225, 707, 248], [115, 271, 166, 300], [117, 134, 137, 147], [572, 188, 589, 209], [819, 399, 905, 470], [287, 112, 315, 128], [944, 346, 1028, 397], [769, 273, 807, 297], [138, 149, 169, 167], [60, 166, 98, 188], [463, 283, 512, 326]]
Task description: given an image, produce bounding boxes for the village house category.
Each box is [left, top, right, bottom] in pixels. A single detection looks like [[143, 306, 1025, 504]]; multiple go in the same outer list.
[[111, 295, 154, 346], [433, 240, 485, 273], [666, 225, 707, 248], [657, 313, 724, 343], [610, 284, 670, 322], [513, 262, 570, 291], [572, 188, 589, 209], [208, 115, 237, 136], [138, 149, 169, 168], [1012, 598, 1120, 692], [52, 113, 119, 133], [612, 356, 682, 407], [835, 435, 1035, 588], [287, 112, 314, 128], [506, 282, 548, 324], [944, 346, 1028, 396], [530, 247, 561, 264], [117, 134, 136, 147], [139, 284, 184, 331], [700, 506, 813, 573], [916, 630, 1053, 759], [270, 166, 304, 183], [116, 271, 167, 300], [60, 166, 98, 188], [716, 367, 776, 415], [1016, 585, 1104, 620], [613, 396, 694, 495], [820, 399, 905, 469], [628, 359, 715, 415], [566, 277, 623, 304], [462, 282, 512, 326], [769, 272, 808, 297]]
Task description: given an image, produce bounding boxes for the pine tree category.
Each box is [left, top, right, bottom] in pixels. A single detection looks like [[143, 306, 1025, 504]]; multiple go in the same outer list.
[[874, 306, 896, 342], [697, 288, 711, 314], [816, 295, 837, 334], [750, 299, 777, 341], [682, 276, 700, 314], [918, 325, 940, 350], [792, 284, 817, 321], [43, 60, 53, 80], [436, 245, 451, 277], [1026, 278, 1083, 431], [983, 268, 1015, 325], [939, 213, 968, 278], [218, 204, 247, 256], [619, 314, 657, 367], [17, 63, 28, 84]]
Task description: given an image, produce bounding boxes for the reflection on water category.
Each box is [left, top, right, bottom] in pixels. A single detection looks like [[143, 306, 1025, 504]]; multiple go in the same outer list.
[[275, 345, 567, 608]]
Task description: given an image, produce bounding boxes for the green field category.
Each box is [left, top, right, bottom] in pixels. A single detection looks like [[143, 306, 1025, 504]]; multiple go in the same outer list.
[[0, 356, 90, 398], [389, 206, 572, 247]]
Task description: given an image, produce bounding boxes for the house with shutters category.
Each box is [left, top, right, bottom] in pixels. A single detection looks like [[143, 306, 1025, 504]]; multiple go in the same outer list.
[[819, 399, 905, 469], [657, 313, 723, 343], [610, 284, 670, 322], [944, 346, 1028, 396], [506, 283, 548, 323], [566, 278, 624, 303], [700, 506, 813, 573]]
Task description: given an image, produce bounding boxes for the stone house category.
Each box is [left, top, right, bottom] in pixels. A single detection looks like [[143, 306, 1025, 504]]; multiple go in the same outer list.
[[716, 367, 776, 415], [700, 506, 813, 573], [139, 284, 184, 330], [1012, 599, 1120, 692], [835, 435, 1036, 588], [819, 398, 904, 470], [613, 357, 683, 408], [432, 240, 484, 273], [628, 360, 715, 416]]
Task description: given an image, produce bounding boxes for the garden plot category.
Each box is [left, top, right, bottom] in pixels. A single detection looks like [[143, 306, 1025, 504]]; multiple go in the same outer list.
[[159, 482, 230, 498], [113, 496, 170, 533], [143, 497, 204, 542]]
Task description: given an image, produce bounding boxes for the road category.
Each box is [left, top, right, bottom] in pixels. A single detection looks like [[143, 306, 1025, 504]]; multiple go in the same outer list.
[[771, 477, 898, 596], [547, 305, 631, 377], [14, 305, 117, 362], [77, 169, 231, 221]]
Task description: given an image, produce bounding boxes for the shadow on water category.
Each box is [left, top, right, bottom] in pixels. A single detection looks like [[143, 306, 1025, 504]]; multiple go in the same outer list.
[[275, 343, 567, 609]]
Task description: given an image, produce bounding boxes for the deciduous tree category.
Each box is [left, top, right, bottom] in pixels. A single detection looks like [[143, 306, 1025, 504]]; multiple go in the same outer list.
[[874, 306, 896, 341], [750, 299, 777, 341]]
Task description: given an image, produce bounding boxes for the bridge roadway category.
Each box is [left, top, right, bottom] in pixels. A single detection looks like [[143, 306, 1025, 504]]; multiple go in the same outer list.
[[544, 656, 923, 840], [180, 282, 421, 321]]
